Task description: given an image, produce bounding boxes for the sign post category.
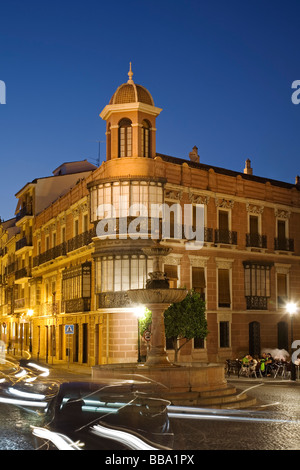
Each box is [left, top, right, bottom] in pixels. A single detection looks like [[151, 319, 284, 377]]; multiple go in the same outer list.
[[65, 325, 74, 368]]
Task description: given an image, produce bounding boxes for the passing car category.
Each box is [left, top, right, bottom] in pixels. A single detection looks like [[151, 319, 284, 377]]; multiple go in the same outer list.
[[33, 380, 174, 450]]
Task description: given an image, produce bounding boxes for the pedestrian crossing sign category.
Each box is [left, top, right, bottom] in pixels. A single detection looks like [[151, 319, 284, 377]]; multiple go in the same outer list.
[[65, 324, 74, 335]]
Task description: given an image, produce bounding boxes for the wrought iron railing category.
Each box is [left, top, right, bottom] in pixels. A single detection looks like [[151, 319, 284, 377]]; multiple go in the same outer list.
[[67, 228, 96, 252], [15, 267, 31, 280], [215, 229, 237, 245], [63, 298, 91, 313], [16, 204, 33, 222], [246, 296, 268, 310], [16, 236, 33, 252], [246, 233, 267, 249], [274, 237, 294, 252], [33, 242, 67, 267]]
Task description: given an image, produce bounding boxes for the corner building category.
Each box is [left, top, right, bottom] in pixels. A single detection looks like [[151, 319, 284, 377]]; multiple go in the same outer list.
[[0, 66, 300, 366]]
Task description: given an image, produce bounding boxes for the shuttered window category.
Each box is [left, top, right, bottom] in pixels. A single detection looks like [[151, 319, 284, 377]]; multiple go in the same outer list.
[[192, 267, 206, 299], [218, 269, 231, 308], [277, 273, 287, 307], [164, 264, 178, 288]]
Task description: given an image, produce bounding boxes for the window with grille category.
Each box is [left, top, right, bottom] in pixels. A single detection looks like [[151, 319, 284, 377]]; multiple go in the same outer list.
[[141, 120, 150, 157], [244, 261, 272, 310], [96, 255, 153, 293], [62, 262, 91, 301], [119, 119, 132, 157]]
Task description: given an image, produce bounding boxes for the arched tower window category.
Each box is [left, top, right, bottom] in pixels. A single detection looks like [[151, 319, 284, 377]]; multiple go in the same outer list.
[[119, 118, 132, 157], [141, 120, 151, 158]]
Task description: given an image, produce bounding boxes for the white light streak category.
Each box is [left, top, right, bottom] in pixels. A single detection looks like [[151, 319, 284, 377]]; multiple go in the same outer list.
[[0, 396, 47, 407], [32, 427, 84, 450], [27, 363, 49, 377], [91, 424, 158, 450], [8, 387, 45, 400]]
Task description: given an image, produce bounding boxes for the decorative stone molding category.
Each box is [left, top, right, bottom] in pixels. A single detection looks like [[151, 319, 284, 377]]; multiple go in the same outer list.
[[44, 222, 56, 234], [188, 193, 210, 205], [215, 257, 234, 269], [274, 208, 291, 219], [72, 207, 80, 218], [215, 198, 235, 209], [246, 203, 264, 214], [163, 254, 182, 266], [164, 189, 183, 201], [188, 255, 209, 267], [274, 263, 291, 274], [35, 229, 41, 240], [58, 214, 66, 225]]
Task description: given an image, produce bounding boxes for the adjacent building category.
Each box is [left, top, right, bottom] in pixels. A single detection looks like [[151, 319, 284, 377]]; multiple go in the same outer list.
[[0, 67, 299, 367]]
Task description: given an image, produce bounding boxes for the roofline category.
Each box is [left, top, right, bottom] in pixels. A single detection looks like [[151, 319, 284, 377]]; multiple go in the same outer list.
[[15, 169, 96, 198], [156, 153, 300, 191]]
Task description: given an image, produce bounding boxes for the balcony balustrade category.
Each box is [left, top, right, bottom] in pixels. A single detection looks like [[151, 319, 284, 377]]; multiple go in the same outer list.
[[67, 228, 96, 253], [15, 267, 31, 281], [246, 233, 267, 249], [16, 204, 33, 222], [16, 236, 33, 252], [246, 295, 268, 310], [215, 229, 237, 245], [63, 298, 91, 313], [33, 242, 67, 267], [274, 237, 294, 252]]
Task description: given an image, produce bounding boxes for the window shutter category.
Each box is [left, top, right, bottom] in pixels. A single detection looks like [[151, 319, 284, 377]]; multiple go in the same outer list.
[[218, 269, 230, 307]]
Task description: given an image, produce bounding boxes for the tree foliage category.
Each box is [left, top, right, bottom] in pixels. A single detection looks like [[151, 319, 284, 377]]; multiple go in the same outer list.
[[138, 307, 152, 336], [164, 290, 208, 341], [139, 290, 209, 362]]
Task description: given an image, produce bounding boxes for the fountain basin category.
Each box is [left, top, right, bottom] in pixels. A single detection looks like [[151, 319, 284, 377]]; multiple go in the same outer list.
[[128, 288, 187, 305]]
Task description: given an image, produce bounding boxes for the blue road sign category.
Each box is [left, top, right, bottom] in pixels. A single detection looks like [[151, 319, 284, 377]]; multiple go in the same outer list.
[[65, 324, 74, 335]]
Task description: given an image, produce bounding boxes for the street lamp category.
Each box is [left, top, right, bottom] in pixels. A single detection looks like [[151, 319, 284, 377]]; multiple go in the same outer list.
[[286, 302, 298, 381], [134, 306, 146, 363]]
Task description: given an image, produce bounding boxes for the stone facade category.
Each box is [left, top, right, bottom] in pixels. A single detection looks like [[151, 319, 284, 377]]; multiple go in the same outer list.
[[0, 67, 299, 367]]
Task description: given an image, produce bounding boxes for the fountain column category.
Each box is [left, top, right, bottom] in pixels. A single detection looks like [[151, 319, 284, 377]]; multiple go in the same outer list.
[[128, 242, 187, 367], [144, 302, 171, 366]]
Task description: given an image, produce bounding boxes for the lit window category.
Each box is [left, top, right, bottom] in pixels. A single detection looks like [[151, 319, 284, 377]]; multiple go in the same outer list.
[[141, 120, 150, 157], [119, 119, 132, 157]]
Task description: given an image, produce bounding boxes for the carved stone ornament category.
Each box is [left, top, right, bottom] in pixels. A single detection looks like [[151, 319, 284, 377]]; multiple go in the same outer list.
[[274, 208, 291, 219], [246, 203, 264, 214], [215, 198, 235, 209], [188, 193, 210, 205], [164, 189, 183, 201]]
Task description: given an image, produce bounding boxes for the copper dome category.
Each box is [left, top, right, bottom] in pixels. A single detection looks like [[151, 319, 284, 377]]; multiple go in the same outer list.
[[109, 63, 154, 106]]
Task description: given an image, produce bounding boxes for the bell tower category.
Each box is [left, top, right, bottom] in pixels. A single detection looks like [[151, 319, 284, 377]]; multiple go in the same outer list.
[[100, 64, 162, 160]]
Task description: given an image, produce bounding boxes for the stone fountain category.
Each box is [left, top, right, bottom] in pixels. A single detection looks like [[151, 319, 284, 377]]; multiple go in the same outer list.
[[92, 242, 231, 400], [128, 243, 187, 367]]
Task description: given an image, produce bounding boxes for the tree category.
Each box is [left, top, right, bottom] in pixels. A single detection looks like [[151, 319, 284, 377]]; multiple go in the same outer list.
[[139, 290, 209, 363], [138, 307, 152, 337], [164, 290, 208, 362]]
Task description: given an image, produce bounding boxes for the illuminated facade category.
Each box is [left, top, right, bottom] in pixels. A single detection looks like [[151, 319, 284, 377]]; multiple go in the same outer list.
[[0, 66, 300, 366]]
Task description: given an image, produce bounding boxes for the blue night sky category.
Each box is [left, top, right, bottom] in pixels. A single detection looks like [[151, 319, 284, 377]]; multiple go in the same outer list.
[[0, 0, 300, 221]]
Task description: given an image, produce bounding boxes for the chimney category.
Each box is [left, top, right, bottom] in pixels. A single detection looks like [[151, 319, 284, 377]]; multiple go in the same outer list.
[[189, 146, 200, 163], [244, 159, 253, 175], [296, 175, 300, 185]]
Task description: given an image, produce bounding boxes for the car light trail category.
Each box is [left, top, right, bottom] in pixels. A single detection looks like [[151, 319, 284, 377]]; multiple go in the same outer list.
[[8, 387, 45, 400], [91, 424, 158, 450], [0, 396, 47, 407], [27, 363, 49, 377], [32, 427, 84, 450], [167, 405, 300, 424]]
